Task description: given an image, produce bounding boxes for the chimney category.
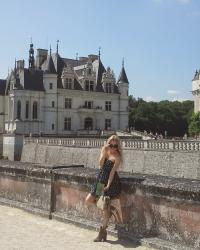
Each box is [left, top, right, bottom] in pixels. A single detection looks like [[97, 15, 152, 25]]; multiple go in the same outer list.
[[17, 60, 25, 70], [36, 49, 48, 69]]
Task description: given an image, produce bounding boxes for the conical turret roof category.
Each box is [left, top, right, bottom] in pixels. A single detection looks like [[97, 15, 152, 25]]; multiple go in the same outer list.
[[118, 65, 129, 84], [45, 55, 56, 74]]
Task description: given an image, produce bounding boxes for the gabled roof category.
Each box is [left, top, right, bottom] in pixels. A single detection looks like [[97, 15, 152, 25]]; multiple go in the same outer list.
[[118, 66, 129, 83], [0, 79, 6, 95]]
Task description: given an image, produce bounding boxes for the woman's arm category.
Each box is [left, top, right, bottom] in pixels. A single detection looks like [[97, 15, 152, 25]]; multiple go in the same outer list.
[[104, 157, 120, 190]]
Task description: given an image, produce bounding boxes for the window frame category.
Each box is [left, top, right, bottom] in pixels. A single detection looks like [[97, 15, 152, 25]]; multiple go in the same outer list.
[[32, 101, 38, 120], [105, 119, 111, 130], [64, 117, 71, 130], [105, 101, 111, 111], [25, 101, 29, 119], [64, 98, 72, 109]]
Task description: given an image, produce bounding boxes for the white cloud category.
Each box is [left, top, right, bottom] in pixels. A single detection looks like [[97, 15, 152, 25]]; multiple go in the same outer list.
[[171, 97, 188, 102], [145, 96, 155, 102], [167, 90, 179, 95]]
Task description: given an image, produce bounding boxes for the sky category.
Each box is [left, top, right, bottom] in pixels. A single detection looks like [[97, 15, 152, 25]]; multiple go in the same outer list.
[[0, 0, 200, 102]]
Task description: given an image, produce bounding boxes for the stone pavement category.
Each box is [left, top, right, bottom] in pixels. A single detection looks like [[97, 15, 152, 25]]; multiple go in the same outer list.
[[0, 205, 156, 250]]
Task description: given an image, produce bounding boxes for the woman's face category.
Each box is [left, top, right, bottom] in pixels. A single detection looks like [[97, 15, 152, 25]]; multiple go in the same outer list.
[[108, 140, 118, 152]]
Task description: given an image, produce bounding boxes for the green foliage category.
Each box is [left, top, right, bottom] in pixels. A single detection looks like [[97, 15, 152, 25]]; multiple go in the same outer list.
[[188, 112, 200, 137], [129, 97, 194, 137]]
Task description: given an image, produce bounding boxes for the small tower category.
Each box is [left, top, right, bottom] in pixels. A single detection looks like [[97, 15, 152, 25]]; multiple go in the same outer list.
[[192, 69, 200, 113], [29, 43, 35, 69], [117, 59, 129, 130], [117, 59, 129, 97]]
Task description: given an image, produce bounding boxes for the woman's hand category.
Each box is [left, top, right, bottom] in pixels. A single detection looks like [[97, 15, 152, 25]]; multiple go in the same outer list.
[[104, 185, 109, 191], [102, 144, 109, 153]]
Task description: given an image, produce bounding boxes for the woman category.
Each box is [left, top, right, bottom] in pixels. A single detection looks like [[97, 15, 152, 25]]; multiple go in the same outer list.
[[85, 134, 123, 242]]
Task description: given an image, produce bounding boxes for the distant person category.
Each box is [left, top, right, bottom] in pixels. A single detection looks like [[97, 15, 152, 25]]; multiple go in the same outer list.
[[85, 135, 123, 242]]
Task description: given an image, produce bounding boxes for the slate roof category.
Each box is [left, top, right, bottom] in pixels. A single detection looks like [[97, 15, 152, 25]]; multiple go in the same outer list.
[[62, 58, 85, 68], [45, 55, 56, 74], [7, 49, 124, 94], [0, 79, 6, 95], [193, 70, 200, 81], [51, 53, 65, 77], [23, 69, 44, 91], [117, 66, 129, 83], [96, 59, 106, 92]]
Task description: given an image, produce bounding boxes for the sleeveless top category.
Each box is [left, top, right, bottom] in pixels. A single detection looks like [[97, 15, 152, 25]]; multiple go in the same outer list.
[[91, 159, 121, 199]]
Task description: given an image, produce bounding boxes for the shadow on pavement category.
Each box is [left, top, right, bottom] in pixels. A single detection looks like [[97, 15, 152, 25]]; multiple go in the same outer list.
[[105, 239, 140, 248]]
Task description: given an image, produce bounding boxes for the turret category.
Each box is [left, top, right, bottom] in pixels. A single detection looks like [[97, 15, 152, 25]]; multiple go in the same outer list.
[[117, 59, 129, 97], [29, 43, 35, 69]]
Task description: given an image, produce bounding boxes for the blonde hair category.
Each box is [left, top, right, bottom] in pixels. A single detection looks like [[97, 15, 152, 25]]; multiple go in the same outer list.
[[107, 135, 123, 164]]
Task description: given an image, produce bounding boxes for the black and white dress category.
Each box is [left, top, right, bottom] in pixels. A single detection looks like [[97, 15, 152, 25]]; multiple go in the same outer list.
[[91, 159, 121, 199]]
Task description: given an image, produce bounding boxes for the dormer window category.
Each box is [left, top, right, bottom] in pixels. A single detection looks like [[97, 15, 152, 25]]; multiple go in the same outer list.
[[105, 82, 112, 93], [49, 83, 53, 89], [85, 80, 94, 91], [64, 78, 72, 89]]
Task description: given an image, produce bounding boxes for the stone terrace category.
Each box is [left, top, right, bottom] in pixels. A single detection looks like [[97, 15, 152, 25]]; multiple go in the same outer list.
[[0, 205, 155, 250]]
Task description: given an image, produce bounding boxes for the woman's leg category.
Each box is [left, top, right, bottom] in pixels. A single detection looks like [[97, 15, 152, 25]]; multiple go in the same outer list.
[[101, 200, 111, 229], [102, 208, 110, 229], [85, 193, 96, 206]]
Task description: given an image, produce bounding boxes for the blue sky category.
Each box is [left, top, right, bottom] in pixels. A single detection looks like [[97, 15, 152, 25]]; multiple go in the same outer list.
[[0, 0, 200, 101]]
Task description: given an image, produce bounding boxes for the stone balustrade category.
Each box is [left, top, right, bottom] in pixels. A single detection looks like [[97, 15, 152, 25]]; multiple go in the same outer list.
[[24, 137, 200, 152]]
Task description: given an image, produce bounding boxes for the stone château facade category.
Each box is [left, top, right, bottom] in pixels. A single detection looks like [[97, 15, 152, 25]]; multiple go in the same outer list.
[[192, 70, 200, 113], [0, 43, 129, 135]]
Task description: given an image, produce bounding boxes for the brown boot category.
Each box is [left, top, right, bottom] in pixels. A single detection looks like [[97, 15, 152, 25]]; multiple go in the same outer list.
[[93, 226, 107, 242]]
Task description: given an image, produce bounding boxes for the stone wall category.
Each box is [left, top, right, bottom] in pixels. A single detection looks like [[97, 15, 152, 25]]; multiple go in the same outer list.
[[21, 142, 200, 179], [0, 160, 199, 249], [0, 135, 3, 158]]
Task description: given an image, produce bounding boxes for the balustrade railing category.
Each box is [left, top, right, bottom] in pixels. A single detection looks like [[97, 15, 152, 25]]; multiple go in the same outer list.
[[24, 137, 200, 152]]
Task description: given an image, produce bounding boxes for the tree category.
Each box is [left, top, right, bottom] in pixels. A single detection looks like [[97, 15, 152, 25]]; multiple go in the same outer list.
[[188, 112, 200, 137], [128, 97, 194, 137]]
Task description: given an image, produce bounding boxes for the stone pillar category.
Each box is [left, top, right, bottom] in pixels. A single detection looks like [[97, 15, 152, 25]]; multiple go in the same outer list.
[[3, 134, 24, 161]]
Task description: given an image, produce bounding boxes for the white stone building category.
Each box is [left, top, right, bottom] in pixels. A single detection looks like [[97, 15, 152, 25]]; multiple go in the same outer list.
[[0, 44, 129, 135], [192, 70, 200, 113]]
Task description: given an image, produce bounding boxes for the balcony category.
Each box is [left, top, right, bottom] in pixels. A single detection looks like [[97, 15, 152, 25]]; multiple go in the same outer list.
[[78, 105, 103, 113]]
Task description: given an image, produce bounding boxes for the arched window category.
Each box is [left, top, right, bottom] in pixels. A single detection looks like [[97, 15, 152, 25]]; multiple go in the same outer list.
[[32, 101, 38, 119], [17, 100, 21, 119]]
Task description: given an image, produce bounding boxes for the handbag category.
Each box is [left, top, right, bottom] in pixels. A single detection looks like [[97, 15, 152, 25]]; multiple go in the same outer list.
[[96, 194, 110, 210]]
